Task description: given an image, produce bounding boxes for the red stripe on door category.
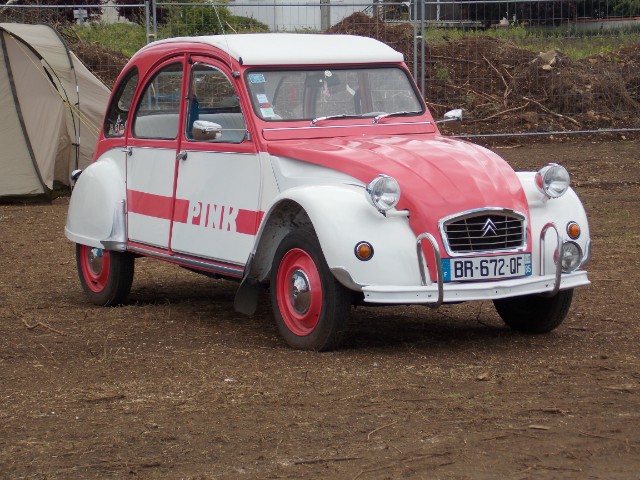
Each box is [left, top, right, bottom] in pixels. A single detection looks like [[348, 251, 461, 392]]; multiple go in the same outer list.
[[128, 190, 263, 235], [127, 190, 173, 219]]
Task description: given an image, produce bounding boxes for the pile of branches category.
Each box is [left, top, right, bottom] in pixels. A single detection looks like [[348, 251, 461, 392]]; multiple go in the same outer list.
[[69, 39, 129, 88], [330, 12, 640, 133]]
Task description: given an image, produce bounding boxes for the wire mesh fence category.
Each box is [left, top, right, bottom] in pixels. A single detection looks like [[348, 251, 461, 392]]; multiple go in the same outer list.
[[0, 1, 638, 136]]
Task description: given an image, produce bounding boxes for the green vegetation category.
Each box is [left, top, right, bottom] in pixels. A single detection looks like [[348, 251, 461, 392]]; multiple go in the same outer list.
[[71, 1, 268, 58], [71, 23, 147, 58], [422, 25, 640, 60], [163, 1, 268, 36], [434, 66, 450, 81]]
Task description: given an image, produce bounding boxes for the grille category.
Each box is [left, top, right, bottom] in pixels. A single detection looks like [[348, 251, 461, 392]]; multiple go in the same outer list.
[[443, 212, 525, 254]]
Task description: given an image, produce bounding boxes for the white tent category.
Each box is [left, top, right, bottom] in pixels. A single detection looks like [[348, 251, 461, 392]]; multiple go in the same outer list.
[[0, 23, 110, 198]]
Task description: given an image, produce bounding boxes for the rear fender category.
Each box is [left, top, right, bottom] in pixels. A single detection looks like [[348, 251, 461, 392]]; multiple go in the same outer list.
[[64, 154, 127, 251]]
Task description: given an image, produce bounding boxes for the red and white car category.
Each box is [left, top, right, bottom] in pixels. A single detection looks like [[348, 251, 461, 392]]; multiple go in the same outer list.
[[65, 34, 591, 350]]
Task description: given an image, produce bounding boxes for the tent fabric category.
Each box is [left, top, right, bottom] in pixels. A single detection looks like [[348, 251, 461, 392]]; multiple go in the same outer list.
[[0, 23, 110, 198]]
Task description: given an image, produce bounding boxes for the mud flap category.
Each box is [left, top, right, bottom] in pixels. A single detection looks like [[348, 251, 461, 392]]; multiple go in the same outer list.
[[234, 277, 262, 315]]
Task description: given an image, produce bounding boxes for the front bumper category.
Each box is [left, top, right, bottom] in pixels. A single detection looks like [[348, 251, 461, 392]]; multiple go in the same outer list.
[[333, 225, 590, 306], [361, 270, 590, 304]]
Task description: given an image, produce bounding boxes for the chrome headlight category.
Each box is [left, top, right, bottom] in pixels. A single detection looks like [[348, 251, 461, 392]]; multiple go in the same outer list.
[[535, 163, 570, 198], [561, 241, 582, 272], [365, 175, 401, 212]]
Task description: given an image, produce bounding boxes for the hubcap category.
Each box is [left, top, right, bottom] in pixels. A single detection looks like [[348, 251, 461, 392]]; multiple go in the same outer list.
[[276, 248, 323, 337], [88, 248, 104, 275], [289, 269, 311, 314], [79, 244, 110, 294]]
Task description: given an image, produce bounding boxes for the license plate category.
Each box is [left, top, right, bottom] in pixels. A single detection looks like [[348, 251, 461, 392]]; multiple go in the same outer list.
[[441, 253, 532, 282]]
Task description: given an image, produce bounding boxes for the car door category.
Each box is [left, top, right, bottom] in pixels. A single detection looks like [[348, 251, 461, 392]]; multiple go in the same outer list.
[[126, 59, 186, 250], [170, 59, 261, 266]]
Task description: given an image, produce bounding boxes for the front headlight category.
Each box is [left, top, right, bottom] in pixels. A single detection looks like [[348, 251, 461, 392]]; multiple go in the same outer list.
[[535, 163, 570, 198], [365, 174, 401, 212], [561, 241, 582, 272]]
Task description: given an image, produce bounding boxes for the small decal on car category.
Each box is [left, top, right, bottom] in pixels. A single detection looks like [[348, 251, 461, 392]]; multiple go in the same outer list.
[[248, 73, 266, 84]]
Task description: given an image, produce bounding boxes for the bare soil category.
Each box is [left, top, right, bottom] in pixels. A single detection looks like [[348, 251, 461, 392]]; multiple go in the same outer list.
[[1, 139, 639, 479]]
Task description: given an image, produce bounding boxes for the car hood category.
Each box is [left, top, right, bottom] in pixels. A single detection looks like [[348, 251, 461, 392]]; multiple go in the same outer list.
[[267, 134, 530, 248]]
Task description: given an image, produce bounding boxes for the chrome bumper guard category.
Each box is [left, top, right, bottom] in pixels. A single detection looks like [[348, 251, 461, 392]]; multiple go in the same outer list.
[[361, 225, 589, 305]]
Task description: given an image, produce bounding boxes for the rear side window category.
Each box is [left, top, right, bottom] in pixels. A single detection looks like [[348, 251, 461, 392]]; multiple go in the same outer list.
[[132, 63, 184, 140], [104, 68, 138, 138]]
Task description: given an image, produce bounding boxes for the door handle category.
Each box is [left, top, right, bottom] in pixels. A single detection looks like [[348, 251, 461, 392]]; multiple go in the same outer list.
[[177, 151, 188, 161], [122, 146, 132, 156]]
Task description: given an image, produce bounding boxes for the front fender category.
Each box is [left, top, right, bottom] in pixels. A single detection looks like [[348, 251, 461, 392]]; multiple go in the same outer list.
[[251, 184, 423, 289], [517, 172, 591, 274], [64, 155, 127, 250]]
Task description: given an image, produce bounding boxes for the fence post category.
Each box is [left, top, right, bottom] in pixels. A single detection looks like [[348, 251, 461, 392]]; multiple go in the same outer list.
[[145, 0, 150, 43], [152, 0, 157, 42], [420, 0, 425, 97], [145, 0, 157, 44], [413, 0, 418, 83], [320, 0, 330, 32]]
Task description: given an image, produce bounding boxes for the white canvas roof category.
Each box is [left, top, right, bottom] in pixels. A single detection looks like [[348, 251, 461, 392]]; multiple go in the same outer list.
[[0, 23, 110, 198], [145, 33, 404, 66]]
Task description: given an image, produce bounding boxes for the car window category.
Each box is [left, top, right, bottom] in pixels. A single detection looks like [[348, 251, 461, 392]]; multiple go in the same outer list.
[[185, 63, 247, 143], [104, 67, 138, 138], [132, 62, 183, 140], [246, 67, 423, 121]]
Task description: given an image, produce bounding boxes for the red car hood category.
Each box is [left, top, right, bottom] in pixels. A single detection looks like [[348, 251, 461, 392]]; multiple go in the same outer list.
[[268, 134, 530, 253]]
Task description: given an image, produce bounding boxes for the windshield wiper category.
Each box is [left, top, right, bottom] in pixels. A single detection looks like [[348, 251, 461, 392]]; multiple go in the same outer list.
[[310, 114, 364, 126], [373, 111, 421, 124], [310, 111, 422, 127]]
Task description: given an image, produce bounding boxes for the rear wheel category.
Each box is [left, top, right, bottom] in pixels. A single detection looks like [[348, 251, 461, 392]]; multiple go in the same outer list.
[[270, 230, 351, 351], [493, 289, 573, 333], [76, 244, 134, 306]]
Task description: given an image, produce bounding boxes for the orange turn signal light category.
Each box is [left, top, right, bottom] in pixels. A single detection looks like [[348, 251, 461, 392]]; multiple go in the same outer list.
[[354, 241, 374, 261], [566, 222, 581, 239]]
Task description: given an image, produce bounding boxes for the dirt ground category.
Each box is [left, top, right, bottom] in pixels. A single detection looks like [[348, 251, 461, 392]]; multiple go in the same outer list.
[[1, 139, 639, 479]]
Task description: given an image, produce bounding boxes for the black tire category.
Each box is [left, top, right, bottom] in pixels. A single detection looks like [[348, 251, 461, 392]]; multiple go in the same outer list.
[[493, 289, 574, 333], [76, 244, 135, 307], [270, 230, 351, 351]]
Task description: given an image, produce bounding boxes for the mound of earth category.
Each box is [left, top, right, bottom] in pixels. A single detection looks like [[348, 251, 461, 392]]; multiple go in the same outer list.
[[68, 40, 129, 88], [330, 13, 640, 134]]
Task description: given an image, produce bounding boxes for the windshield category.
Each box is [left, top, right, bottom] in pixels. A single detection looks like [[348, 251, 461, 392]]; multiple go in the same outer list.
[[245, 67, 423, 122]]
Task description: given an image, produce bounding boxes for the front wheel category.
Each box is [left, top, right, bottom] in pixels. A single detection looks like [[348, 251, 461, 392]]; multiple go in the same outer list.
[[270, 230, 351, 351], [76, 244, 135, 306], [493, 289, 574, 333]]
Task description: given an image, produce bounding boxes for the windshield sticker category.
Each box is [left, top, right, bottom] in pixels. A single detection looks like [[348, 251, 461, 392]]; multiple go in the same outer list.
[[261, 107, 276, 118], [256, 93, 269, 104], [248, 73, 266, 84]]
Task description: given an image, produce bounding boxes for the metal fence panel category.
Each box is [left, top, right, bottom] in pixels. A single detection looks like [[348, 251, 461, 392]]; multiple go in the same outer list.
[[0, 1, 638, 136]]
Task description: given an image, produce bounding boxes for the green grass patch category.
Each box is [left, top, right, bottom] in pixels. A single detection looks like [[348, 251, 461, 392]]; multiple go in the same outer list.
[[423, 25, 640, 60], [72, 22, 148, 57]]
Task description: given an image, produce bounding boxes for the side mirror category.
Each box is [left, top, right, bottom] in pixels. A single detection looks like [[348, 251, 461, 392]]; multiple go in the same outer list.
[[436, 108, 463, 124], [191, 120, 222, 140]]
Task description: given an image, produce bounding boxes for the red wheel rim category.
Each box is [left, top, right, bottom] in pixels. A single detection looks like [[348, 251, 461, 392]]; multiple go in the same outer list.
[[79, 245, 111, 293], [276, 248, 323, 336]]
